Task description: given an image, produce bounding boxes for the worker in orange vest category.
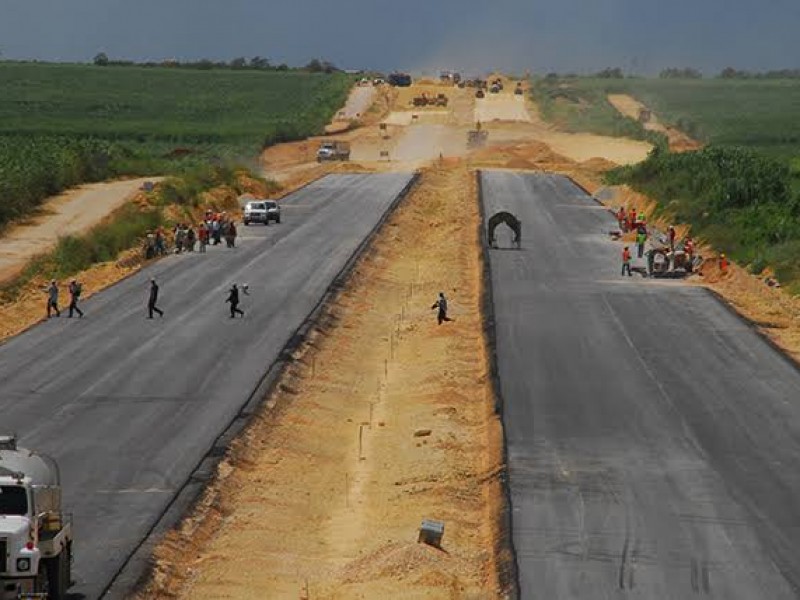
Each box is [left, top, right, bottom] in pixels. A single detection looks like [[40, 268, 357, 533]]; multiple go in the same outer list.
[[621, 246, 632, 277]]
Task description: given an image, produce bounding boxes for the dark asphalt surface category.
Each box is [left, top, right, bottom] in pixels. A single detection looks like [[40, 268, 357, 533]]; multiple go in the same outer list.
[[0, 172, 413, 599], [481, 171, 800, 599]]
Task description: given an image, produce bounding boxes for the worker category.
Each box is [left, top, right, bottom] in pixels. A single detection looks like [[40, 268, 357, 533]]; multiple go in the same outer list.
[[431, 292, 451, 325], [198, 222, 208, 253], [621, 246, 632, 277], [628, 208, 637, 232], [616, 207, 627, 232], [719, 253, 729, 274], [67, 279, 84, 318], [636, 227, 647, 258], [225, 221, 237, 248], [684, 236, 694, 258], [226, 283, 244, 318], [147, 278, 164, 318], [45, 280, 61, 318], [668, 225, 676, 251]]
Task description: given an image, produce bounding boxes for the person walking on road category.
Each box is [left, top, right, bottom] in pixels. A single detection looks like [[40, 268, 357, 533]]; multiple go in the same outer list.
[[431, 292, 452, 325], [147, 278, 164, 318], [225, 221, 237, 248], [668, 225, 676, 251], [226, 283, 244, 318], [198, 222, 208, 253], [636, 227, 647, 258], [621, 246, 633, 277], [67, 279, 84, 318], [45, 280, 61, 318]]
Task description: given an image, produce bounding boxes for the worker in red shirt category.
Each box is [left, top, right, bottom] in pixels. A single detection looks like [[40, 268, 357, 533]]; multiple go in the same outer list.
[[719, 253, 729, 273], [617, 207, 627, 232], [621, 246, 632, 277]]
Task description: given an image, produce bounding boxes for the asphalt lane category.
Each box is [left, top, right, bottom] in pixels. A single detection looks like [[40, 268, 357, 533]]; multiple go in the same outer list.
[[481, 171, 800, 599], [0, 172, 413, 598]]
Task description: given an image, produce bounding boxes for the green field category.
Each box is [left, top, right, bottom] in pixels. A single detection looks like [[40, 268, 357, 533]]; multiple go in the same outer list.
[[533, 76, 800, 159], [0, 62, 353, 148], [0, 62, 352, 228]]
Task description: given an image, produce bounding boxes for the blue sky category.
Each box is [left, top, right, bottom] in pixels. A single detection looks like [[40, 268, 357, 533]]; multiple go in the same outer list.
[[1, 0, 798, 75]]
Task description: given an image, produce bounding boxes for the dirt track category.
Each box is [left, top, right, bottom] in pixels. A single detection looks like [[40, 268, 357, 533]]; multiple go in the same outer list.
[[0, 177, 159, 284]]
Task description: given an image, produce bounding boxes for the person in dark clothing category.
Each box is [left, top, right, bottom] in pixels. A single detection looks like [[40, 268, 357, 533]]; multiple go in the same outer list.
[[431, 292, 452, 325], [45, 280, 61, 318], [67, 279, 84, 318], [147, 279, 164, 318], [226, 283, 244, 318]]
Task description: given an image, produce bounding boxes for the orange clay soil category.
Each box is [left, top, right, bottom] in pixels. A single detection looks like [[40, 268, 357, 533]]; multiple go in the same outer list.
[[136, 162, 510, 599]]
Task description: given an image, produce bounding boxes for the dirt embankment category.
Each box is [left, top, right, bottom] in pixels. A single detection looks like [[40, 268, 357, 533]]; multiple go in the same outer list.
[[138, 162, 509, 599], [0, 177, 160, 284], [607, 93, 702, 152]]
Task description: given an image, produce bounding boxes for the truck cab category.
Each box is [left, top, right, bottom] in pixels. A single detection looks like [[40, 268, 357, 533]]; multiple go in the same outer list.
[[1, 436, 72, 600], [316, 141, 351, 162]]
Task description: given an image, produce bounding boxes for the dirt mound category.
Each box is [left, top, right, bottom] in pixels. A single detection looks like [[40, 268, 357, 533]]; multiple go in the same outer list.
[[339, 542, 449, 583], [580, 157, 619, 173]]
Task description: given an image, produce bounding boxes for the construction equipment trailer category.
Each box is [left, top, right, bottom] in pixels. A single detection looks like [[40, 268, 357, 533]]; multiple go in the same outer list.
[[0, 435, 72, 600]]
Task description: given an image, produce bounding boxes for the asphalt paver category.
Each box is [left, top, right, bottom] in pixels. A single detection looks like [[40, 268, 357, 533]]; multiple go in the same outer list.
[[0, 173, 413, 598], [481, 171, 800, 599]]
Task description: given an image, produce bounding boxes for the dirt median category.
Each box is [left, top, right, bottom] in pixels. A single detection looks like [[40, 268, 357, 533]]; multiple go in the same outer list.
[[138, 162, 509, 599]]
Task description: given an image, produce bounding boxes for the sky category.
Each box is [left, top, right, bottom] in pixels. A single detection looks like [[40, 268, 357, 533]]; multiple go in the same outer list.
[[1, 0, 799, 75]]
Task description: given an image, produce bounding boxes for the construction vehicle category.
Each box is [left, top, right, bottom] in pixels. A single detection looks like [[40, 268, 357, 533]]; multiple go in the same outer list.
[[434, 93, 448, 107], [467, 130, 488, 148], [316, 140, 350, 162], [489, 83, 501, 94], [388, 72, 412, 87], [646, 245, 697, 278], [514, 82, 524, 95], [475, 89, 485, 99], [0, 435, 73, 600]]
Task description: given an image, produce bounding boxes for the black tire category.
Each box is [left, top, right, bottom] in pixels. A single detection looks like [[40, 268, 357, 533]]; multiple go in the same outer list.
[[34, 561, 50, 596], [244, 220, 249, 226], [44, 551, 68, 600], [276, 216, 281, 224]]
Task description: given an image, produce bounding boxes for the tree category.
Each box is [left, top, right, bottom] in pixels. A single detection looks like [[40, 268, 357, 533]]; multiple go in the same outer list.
[[250, 56, 270, 69], [93, 52, 109, 66], [230, 57, 247, 69], [304, 59, 324, 73]]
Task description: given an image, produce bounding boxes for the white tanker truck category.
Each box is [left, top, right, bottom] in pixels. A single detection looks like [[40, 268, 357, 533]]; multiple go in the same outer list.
[[0, 435, 72, 600]]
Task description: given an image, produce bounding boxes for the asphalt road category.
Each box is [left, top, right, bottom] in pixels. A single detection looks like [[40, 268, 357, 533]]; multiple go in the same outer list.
[[481, 171, 800, 599], [0, 172, 413, 599]]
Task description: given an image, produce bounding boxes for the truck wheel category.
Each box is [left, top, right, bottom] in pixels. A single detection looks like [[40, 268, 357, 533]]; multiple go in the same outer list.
[[276, 217, 281, 224], [34, 562, 50, 596], [244, 220, 249, 226], [44, 551, 68, 600]]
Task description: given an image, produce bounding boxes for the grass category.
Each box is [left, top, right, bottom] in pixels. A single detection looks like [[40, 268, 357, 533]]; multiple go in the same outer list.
[[0, 62, 353, 228], [531, 77, 666, 147], [537, 76, 800, 160]]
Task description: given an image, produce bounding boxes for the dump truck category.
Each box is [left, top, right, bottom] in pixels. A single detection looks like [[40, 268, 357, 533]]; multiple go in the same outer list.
[[316, 140, 351, 162], [0, 435, 73, 600], [467, 130, 488, 148], [388, 72, 412, 87]]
